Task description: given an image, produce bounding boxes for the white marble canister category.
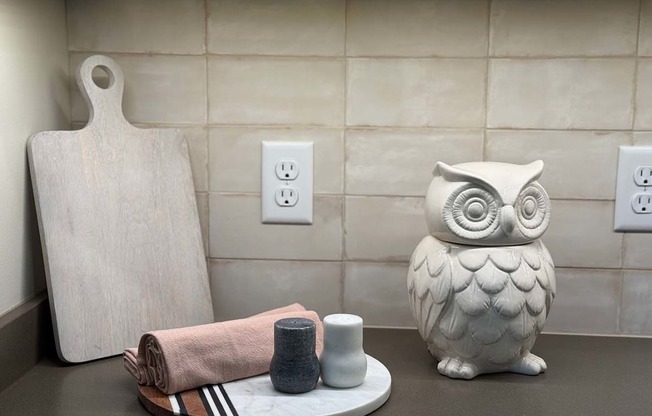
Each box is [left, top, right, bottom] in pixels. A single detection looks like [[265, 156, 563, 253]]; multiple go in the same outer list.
[[319, 314, 367, 388]]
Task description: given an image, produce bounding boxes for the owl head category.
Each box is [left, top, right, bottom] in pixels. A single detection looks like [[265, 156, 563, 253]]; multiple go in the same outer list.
[[425, 160, 551, 246]]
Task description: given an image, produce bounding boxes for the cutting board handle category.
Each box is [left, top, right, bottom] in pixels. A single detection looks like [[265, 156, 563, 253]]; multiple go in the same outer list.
[[76, 55, 128, 127]]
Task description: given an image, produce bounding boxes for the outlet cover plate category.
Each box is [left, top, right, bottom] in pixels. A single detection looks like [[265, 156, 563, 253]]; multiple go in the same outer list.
[[261, 141, 313, 224], [614, 146, 652, 231]]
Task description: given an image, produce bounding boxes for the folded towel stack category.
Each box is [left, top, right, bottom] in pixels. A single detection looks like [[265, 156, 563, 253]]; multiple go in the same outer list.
[[123, 304, 323, 394]]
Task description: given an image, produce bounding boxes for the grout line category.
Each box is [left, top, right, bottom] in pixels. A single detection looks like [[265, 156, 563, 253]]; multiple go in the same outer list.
[[637, 0, 644, 57], [67, 49, 643, 61], [363, 325, 417, 330], [541, 331, 652, 339], [340, 192, 346, 313], [82, 122, 652, 133], [348, 55, 640, 60], [209, 258, 411, 265], [210, 191, 617, 202], [203, 0, 210, 126], [75, 123, 652, 134], [204, 0, 209, 55], [207, 124, 346, 130], [76, 122, 652, 133], [63, 0, 74, 128], [202, 124, 639, 132], [483, 55, 638, 60], [69, 50, 207, 58], [204, 259, 652, 273], [633, 0, 644, 130], [204, 0, 212, 259], [483, 0, 492, 141], [208, 258, 347, 264], [68, 53, 75, 128], [340, 0, 349, 314], [616, 269, 624, 333], [481, 126, 636, 132]]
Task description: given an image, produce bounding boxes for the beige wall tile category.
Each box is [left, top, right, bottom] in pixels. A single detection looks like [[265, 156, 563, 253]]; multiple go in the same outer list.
[[209, 194, 342, 260], [633, 132, 652, 146], [208, 0, 344, 56], [348, 59, 485, 127], [543, 200, 622, 269], [182, 127, 208, 193], [344, 262, 414, 327], [209, 127, 343, 194], [208, 57, 344, 126], [486, 130, 630, 200], [209, 259, 341, 321], [488, 59, 635, 129], [624, 234, 652, 269], [125, 124, 208, 192], [346, 129, 483, 196], [621, 271, 652, 335], [67, 0, 205, 54], [544, 268, 621, 335], [195, 193, 209, 255], [347, 0, 488, 57], [639, 0, 652, 56], [345, 197, 427, 262], [635, 60, 652, 129], [70, 54, 206, 124], [491, 0, 638, 57]]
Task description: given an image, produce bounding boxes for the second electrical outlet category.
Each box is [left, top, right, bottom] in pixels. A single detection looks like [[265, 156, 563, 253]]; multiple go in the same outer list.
[[261, 141, 313, 224]]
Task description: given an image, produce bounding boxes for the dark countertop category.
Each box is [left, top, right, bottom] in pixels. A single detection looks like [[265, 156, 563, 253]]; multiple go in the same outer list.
[[1, 329, 652, 415]]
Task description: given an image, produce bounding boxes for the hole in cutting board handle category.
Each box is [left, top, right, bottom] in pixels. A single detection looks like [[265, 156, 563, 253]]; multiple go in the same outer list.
[[91, 65, 114, 90]]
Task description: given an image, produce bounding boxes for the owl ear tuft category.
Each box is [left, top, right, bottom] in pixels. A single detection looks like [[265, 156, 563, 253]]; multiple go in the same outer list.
[[433, 161, 476, 183], [432, 161, 450, 177], [525, 160, 545, 181]]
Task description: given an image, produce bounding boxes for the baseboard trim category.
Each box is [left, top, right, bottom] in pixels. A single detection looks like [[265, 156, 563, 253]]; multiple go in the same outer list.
[[0, 291, 53, 393]]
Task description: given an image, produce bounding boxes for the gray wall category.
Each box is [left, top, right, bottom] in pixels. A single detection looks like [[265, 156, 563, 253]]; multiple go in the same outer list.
[[0, 0, 69, 315]]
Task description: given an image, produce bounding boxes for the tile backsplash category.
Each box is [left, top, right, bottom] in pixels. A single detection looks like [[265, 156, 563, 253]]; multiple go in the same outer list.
[[66, 0, 652, 336]]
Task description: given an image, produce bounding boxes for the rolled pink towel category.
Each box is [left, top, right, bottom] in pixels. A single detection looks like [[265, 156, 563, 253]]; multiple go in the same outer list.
[[123, 304, 306, 383], [123, 347, 153, 385], [123, 304, 323, 394]]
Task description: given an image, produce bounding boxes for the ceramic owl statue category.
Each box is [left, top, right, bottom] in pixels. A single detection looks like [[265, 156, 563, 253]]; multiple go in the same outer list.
[[407, 160, 556, 380]]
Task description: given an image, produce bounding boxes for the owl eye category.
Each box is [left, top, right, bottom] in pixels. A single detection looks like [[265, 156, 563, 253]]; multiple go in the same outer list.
[[443, 185, 500, 239], [516, 183, 550, 238]]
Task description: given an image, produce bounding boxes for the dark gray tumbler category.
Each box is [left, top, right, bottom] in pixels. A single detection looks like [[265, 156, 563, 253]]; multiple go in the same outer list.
[[270, 317, 320, 394]]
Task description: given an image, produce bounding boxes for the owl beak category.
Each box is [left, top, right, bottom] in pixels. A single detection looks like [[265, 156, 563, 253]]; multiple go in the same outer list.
[[500, 206, 516, 235]]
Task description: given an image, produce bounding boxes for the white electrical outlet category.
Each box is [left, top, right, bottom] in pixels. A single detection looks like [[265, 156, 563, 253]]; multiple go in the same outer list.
[[261, 141, 313, 224], [614, 146, 652, 231]]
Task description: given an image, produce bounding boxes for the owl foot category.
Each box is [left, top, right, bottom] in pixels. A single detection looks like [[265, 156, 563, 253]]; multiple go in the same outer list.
[[437, 357, 479, 380], [508, 352, 547, 375]]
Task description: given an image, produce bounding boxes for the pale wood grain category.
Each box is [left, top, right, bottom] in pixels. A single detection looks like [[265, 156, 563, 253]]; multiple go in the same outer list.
[[27, 55, 214, 363]]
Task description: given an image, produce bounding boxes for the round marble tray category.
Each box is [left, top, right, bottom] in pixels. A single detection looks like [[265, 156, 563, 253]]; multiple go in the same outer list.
[[139, 354, 391, 416]]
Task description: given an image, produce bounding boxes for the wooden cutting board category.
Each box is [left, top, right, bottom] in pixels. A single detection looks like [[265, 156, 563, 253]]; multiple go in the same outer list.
[[27, 55, 214, 363]]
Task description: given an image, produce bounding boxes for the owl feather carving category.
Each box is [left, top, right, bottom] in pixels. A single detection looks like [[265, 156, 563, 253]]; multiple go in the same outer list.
[[407, 161, 556, 379]]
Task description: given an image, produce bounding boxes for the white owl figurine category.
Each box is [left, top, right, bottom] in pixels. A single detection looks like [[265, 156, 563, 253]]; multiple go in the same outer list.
[[407, 160, 556, 380]]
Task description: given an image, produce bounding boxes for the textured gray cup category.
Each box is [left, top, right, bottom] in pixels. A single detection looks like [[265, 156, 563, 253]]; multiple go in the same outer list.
[[270, 317, 320, 394]]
